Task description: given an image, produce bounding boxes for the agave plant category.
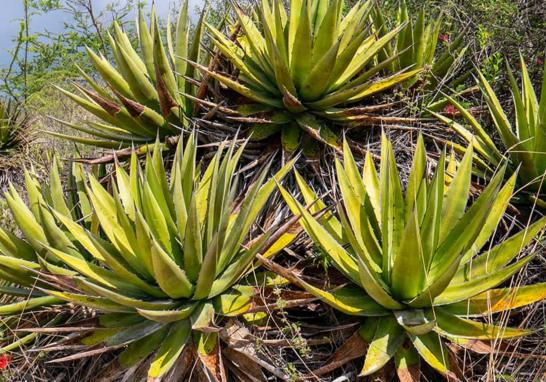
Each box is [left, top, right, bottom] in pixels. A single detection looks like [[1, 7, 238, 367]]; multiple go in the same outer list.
[[271, 135, 546, 379], [433, 57, 546, 199], [0, 135, 295, 379], [53, 1, 205, 149], [372, 0, 468, 92], [196, 0, 421, 155], [0, 98, 33, 155]]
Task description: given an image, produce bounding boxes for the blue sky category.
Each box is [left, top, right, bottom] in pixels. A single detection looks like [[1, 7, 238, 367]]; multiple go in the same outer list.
[[0, 0, 203, 67]]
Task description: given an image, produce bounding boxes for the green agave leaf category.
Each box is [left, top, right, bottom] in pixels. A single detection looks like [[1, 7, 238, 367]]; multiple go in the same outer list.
[[360, 315, 405, 376], [77, 279, 179, 311], [460, 172, 519, 264], [0, 296, 62, 316], [137, 303, 197, 324], [290, 0, 312, 89], [213, 285, 255, 316], [278, 184, 359, 282], [456, 215, 546, 283], [379, 133, 405, 285], [432, 308, 532, 340], [191, 302, 215, 331], [45, 290, 133, 313], [119, 325, 169, 368], [435, 254, 536, 305], [150, 238, 193, 299], [442, 283, 546, 316], [105, 320, 165, 347], [438, 145, 473, 243], [410, 332, 456, 379]]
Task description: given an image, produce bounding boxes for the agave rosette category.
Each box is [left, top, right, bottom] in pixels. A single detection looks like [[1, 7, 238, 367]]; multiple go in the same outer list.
[[0, 135, 295, 379], [53, 1, 205, 149], [273, 135, 546, 379], [0, 98, 33, 155], [196, 0, 421, 155], [433, 57, 546, 199]]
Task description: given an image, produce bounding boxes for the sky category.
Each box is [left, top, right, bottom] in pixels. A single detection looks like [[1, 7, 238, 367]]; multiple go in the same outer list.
[[0, 0, 203, 67]]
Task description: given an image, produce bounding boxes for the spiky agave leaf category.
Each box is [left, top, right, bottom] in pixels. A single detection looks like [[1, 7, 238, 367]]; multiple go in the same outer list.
[[275, 135, 546, 379], [53, 1, 206, 149], [0, 98, 33, 155], [197, 0, 422, 155], [371, 0, 469, 92], [434, 57, 546, 202], [0, 135, 295, 379]]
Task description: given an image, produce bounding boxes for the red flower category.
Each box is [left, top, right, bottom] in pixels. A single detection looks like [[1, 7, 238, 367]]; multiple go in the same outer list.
[[443, 104, 457, 116], [0, 354, 10, 369], [439, 34, 450, 43], [537, 57, 544, 66]]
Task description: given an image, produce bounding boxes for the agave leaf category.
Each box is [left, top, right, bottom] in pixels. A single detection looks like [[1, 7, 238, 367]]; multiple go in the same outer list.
[[213, 285, 254, 316], [150, 238, 193, 299], [46, 131, 126, 149], [431, 111, 502, 168], [309, 69, 421, 110], [148, 320, 191, 379], [455, 215, 546, 283], [410, 333, 456, 379], [290, 0, 312, 89], [433, 308, 532, 339], [438, 145, 473, 243], [119, 325, 169, 367], [394, 310, 436, 336], [360, 316, 405, 376], [86, 48, 133, 99], [45, 290, 133, 313], [420, 152, 445, 266], [333, 24, 408, 90], [434, 254, 536, 305], [363, 151, 381, 222], [278, 185, 359, 282], [442, 283, 546, 316], [301, 40, 341, 101], [391, 210, 425, 300], [5, 187, 47, 248], [137, 303, 197, 324], [77, 278, 178, 311], [191, 302, 215, 331], [189, 59, 283, 108], [427, 165, 507, 284], [0, 296, 62, 316], [43, 245, 145, 296], [172, 0, 189, 87], [379, 134, 405, 285], [394, 342, 421, 382], [183, 192, 203, 282], [294, 170, 343, 240], [405, 134, 427, 220]]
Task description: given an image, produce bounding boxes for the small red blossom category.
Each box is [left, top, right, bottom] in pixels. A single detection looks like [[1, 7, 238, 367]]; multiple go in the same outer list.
[[0, 354, 10, 369], [443, 104, 457, 116], [537, 57, 544, 66], [439, 34, 450, 43]]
